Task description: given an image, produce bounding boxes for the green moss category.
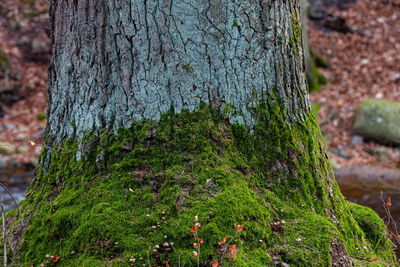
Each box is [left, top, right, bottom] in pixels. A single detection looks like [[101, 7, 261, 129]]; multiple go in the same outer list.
[[347, 202, 390, 250], [11, 21, 21, 30], [310, 46, 329, 68], [36, 113, 47, 121], [0, 50, 9, 69], [2, 100, 395, 266], [308, 46, 328, 92], [311, 103, 320, 116], [308, 59, 327, 92], [353, 99, 400, 145], [290, 15, 302, 55], [182, 63, 191, 72]]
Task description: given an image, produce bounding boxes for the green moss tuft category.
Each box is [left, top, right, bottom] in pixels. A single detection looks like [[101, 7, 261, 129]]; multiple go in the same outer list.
[[348, 202, 392, 252], [311, 103, 321, 116], [307, 59, 327, 92], [307, 46, 328, 92], [182, 63, 191, 72], [310, 46, 329, 68], [0, 50, 9, 69], [290, 15, 302, 55], [36, 113, 47, 121]]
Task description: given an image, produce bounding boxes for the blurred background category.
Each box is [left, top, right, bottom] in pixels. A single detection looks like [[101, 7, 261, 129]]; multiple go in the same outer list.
[[0, 0, 399, 249]]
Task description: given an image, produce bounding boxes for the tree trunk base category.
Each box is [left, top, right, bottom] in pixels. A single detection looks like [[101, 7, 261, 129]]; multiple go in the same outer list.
[[2, 103, 396, 266]]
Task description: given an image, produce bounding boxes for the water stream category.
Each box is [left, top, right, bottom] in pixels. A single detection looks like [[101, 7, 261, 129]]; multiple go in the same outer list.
[[0, 168, 34, 211], [335, 165, 400, 220]]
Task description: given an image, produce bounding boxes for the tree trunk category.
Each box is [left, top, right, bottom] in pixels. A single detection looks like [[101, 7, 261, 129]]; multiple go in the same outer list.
[[4, 0, 395, 266], [301, 0, 311, 78], [45, 0, 309, 150]]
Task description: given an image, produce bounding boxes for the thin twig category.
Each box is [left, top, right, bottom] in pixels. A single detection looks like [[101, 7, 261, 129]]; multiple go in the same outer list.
[[319, 106, 335, 126], [5, 237, 14, 256], [1, 197, 7, 267], [194, 232, 200, 267], [298, 242, 319, 254], [0, 183, 24, 227], [219, 220, 249, 265], [219, 231, 239, 265], [380, 191, 400, 249], [381, 191, 397, 233], [349, 255, 372, 261]]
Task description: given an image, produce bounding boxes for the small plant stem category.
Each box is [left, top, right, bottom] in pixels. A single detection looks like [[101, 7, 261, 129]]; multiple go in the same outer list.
[[170, 244, 181, 267], [298, 242, 319, 254], [380, 191, 400, 248], [147, 246, 151, 267], [0, 183, 24, 227], [5, 237, 14, 256], [1, 197, 7, 267], [219, 231, 239, 265], [195, 232, 200, 267], [349, 255, 372, 261]]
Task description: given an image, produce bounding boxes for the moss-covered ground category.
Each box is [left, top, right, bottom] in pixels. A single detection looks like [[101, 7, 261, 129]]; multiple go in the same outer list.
[[1, 102, 396, 266]]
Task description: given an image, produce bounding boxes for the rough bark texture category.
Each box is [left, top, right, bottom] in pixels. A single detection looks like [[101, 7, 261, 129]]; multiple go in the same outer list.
[[47, 0, 309, 147], [1, 0, 396, 266]]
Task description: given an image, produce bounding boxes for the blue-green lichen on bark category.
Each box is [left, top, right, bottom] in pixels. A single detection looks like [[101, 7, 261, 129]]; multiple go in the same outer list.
[[2, 101, 396, 266]]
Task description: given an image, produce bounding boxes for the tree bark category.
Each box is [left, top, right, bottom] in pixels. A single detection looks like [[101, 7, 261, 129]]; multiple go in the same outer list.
[[46, 0, 309, 148], [4, 0, 395, 266]]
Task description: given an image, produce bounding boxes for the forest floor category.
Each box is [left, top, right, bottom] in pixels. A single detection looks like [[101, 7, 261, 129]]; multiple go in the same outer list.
[[0, 0, 48, 167], [309, 0, 400, 170], [0, 0, 399, 171]]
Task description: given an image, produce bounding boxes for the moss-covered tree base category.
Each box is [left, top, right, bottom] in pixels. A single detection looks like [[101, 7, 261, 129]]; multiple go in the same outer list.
[[2, 103, 396, 266]]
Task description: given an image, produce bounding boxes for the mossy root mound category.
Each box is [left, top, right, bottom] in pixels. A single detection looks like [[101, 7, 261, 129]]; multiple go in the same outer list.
[[3, 103, 396, 266]]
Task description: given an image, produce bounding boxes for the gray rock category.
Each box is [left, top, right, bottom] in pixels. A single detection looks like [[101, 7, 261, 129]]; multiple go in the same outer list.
[[18, 126, 29, 132], [376, 146, 390, 164], [18, 145, 30, 154], [353, 99, 400, 145], [3, 122, 16, 130], [15, 132, 29, 141], [329, 149, 351, 159], [0, 157, 6, 168], [31, 38, 49, 55], [0, 142, 16, 155], [351, 135, 364, 145]]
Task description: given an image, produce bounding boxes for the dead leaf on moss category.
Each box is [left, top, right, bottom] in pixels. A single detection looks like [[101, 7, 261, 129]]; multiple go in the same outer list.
[[50, 254, 60, 265]]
